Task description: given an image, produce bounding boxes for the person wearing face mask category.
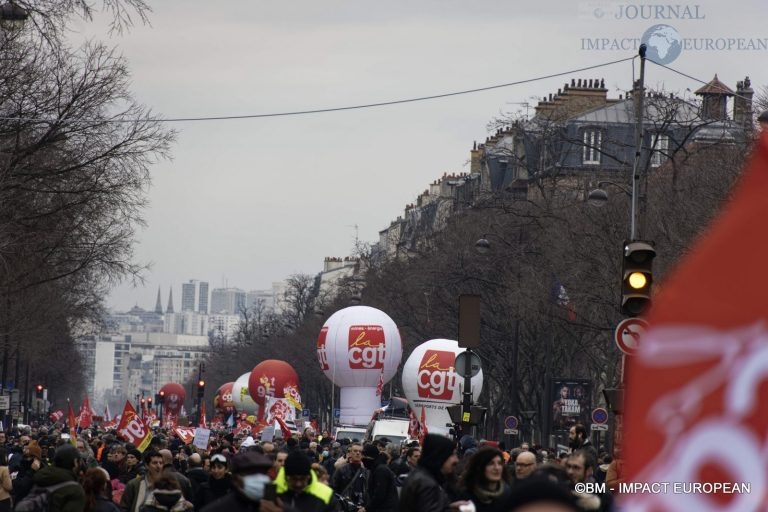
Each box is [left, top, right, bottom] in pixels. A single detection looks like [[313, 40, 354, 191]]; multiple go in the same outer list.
[[139, 474, 193, 511], [199, 451, 278, 512]]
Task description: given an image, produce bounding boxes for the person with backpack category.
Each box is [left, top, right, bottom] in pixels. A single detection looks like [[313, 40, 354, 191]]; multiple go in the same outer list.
[[15, 443, 86, 512]]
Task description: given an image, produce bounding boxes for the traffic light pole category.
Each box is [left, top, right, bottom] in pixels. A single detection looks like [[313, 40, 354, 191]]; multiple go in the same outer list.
[[630, 45, 646, 241]]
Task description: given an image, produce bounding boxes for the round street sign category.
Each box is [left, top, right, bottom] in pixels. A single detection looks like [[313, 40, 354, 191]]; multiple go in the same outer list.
[[504, 415, 518, 430], [454, 351, 482, 378], [592, 407, 608, 425], [615, 318, 649, 356]]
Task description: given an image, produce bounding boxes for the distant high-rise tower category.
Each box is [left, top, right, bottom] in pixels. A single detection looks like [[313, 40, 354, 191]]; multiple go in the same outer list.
[[210, 288, 246, 315], [181, 281, 196, 312], [154, 286, 164, 315], [166, 288, 175, 314], [198, 282, 209, 314]]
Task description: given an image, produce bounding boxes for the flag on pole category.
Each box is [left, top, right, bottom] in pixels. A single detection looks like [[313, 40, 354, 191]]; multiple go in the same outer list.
[[552, 275, 577, 322], [375, 369, 384, 397], [117, 401, 152, 452], [200, 401, 208, 429], [623, 133, 768, 511], [104, 403, 111, 422], [77, 396, 93, 429], [418, 406, 428, 445], [66, 400, 78, 447], [275, 416, 292, 439]]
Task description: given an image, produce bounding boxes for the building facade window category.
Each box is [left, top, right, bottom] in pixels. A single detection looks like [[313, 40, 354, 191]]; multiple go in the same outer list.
[[582, 129, 602, 164], [650, 133, 669, 167]]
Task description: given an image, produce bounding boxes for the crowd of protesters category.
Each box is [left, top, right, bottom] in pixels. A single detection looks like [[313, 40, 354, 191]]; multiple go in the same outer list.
[[0, 421, 621, 511]]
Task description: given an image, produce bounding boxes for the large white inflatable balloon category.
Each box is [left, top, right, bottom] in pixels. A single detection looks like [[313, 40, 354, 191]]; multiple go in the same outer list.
[[402, 339, 484, 436], [317, 306, 403, 425], [232, 372, 259, 416]]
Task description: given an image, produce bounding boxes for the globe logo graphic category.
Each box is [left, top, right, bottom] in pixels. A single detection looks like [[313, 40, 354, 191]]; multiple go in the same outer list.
[[641, 24, 682, 64], [594, 8, 604, 18]]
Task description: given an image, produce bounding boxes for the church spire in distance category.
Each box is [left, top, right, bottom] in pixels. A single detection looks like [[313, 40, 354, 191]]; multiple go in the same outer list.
[[155, 286, 164, 314], [166, 287, 175, 314]]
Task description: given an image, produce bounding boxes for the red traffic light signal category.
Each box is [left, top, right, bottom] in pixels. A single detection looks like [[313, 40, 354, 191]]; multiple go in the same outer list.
[[198, 380, 205, 388], [35, 384, 43, 392], [147, 397, 153, 406]]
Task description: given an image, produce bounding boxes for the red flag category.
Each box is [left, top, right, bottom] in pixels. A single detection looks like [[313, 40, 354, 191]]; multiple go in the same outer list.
[[117, 401, 153, 452], [375, 369, 384, 397], [275, 416, 292, 439], [67, 400, 78, 446], [200, 401, 208, 429], [623, 133, 768, 511], [418, 406, 428, 445], [77, 396, 93, 429], [49, 409, 64, 422], [408, 409, 420, 439]]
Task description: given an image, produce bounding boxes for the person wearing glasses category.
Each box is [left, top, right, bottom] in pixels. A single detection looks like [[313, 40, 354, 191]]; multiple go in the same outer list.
[[512, 451, 537, 485], [195, 453, 232, 510]]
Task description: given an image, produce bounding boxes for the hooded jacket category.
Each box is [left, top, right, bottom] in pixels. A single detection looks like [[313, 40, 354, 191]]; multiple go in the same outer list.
[[399, 434, 456, 512], [31, 465, 86, 512]]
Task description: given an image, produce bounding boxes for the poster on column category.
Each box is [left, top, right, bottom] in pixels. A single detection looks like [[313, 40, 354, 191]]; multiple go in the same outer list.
[[550, 378, 592, 432]]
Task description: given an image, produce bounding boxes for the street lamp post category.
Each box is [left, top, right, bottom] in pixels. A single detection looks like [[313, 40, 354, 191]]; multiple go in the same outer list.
[[474, 233, 521, 429]]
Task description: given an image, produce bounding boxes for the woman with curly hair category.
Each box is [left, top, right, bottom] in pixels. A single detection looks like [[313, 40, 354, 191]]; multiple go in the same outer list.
[[83, 467, 120, 512], [457, 446, 512, 512]]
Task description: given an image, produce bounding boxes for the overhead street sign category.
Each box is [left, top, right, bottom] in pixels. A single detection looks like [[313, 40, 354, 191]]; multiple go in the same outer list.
[[615, 317, 649, 355]]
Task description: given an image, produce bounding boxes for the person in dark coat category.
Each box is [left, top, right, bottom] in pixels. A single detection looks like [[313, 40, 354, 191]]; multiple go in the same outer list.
[[400, 434, 468, 512], [199, 451, 274, 512], [27, 443, 86, 512], [364, 446, 398, 512], [12, 440, 45, 504], [194, 453, 232, 510]]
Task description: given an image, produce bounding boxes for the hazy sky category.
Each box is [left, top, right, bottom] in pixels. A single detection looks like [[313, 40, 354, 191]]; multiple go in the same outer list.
[[73, 1, 768, 312]]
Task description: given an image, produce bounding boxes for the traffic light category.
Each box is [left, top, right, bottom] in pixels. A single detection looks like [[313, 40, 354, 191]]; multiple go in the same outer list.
[[621, 240, 656, 317], [197, 380, 205, 400], [147, 397, 153, 408], [35, 384, 44, 399], [158, 390, 165, 404]]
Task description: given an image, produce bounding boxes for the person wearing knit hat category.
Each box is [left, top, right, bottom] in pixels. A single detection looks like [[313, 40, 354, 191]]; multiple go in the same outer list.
[[272, 450, 336, 512], [400, 434, 470, 512]]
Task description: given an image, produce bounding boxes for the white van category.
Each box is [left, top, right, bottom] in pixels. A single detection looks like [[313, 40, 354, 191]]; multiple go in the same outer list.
[[334, 425, 367, 442], [367, 418, 410, 446]]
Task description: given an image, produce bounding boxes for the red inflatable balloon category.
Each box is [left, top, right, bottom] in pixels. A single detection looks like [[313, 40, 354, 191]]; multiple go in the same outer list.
[[214, 382, 236, 414], [159, 382, 186, 414], [247, 360, 300, 421]]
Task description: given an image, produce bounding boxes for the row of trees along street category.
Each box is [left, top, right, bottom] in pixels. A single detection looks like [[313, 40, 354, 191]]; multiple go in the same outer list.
[[206, 86, 761, 441], [0, 1, 174, 405]]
